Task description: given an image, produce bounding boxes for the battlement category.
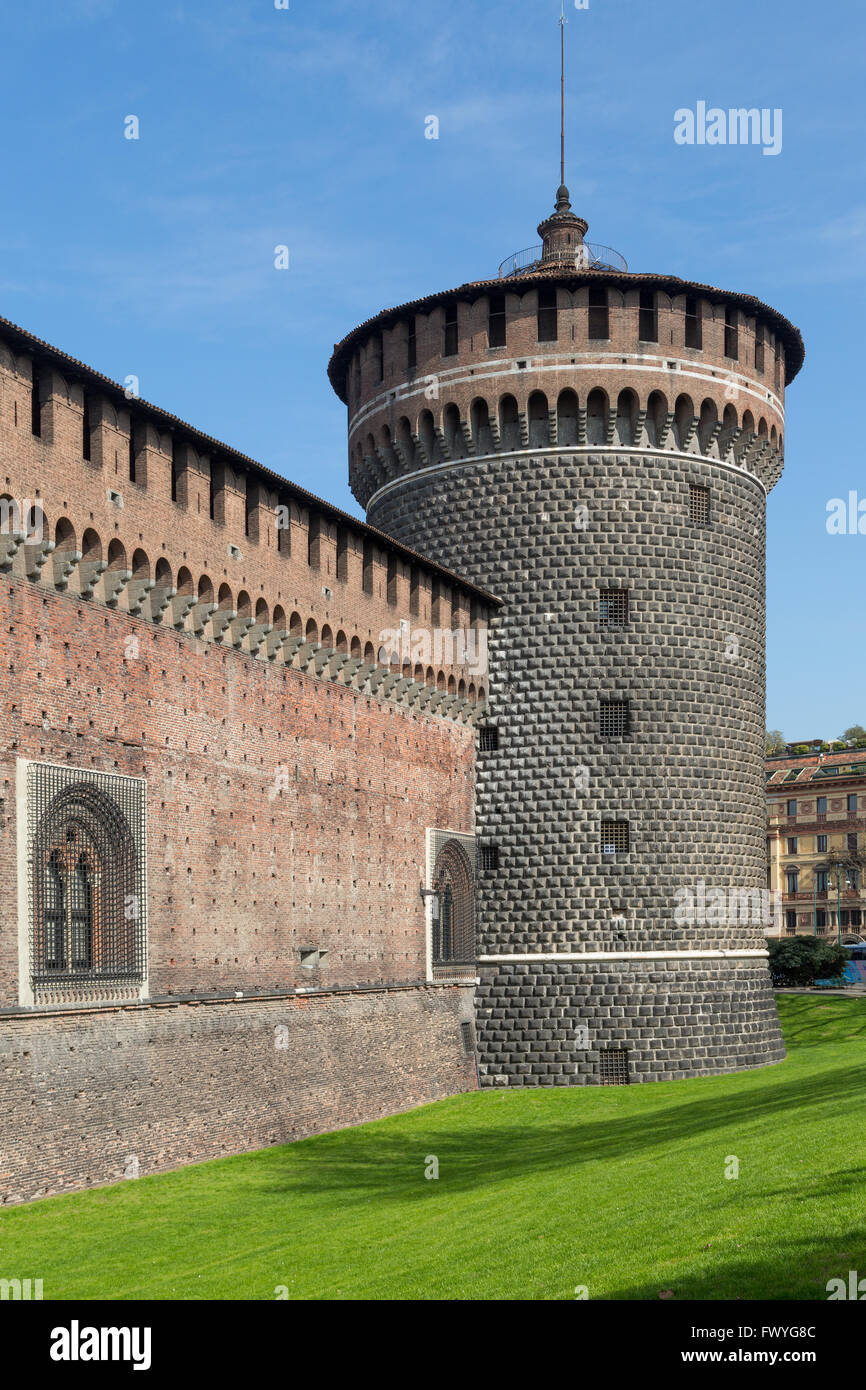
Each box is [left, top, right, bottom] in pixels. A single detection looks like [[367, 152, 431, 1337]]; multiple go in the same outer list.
[[329, 272, 802, 510], [0, 314, 497, 719]]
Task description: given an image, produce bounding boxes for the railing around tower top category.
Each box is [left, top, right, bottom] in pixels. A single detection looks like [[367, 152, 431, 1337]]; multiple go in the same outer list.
[[498, 242, 629, 278]]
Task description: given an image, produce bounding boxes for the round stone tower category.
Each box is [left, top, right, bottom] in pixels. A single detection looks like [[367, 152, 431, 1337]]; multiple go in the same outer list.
[[328, 182, 804, 1086]]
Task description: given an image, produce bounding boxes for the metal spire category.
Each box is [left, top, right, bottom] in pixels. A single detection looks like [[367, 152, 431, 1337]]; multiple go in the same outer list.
[[560, 1, 566, 189]]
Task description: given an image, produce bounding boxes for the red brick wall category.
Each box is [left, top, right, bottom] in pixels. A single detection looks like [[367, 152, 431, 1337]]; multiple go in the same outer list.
[[0, 984, 477, 1205], [0, 338, 491, 695], [0, 573, 475, 1007]]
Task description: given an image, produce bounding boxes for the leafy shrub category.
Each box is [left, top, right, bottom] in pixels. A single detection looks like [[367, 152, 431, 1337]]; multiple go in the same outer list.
[[768, 937, 850, 987]]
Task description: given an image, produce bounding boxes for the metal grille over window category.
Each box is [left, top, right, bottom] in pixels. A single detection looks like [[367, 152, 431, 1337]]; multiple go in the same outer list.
[[601, 820, 629, 856], [428, 830, 476, 976], [27, 762, 147, 998], [689, 483, 709, 524], [599, 700, 630, 739], [597, 1048, 629, 1085], [478, 845, 500, 871], [479, 725, 499, 752], [598, 589, 628, 629]]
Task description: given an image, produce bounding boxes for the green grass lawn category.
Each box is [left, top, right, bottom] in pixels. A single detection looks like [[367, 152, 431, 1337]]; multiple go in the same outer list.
[[2, 994, 865, 1301]]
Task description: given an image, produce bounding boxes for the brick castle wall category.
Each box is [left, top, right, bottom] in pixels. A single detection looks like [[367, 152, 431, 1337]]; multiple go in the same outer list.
[[0, 572, 475, 1004], [0, 984, 476, 1205]]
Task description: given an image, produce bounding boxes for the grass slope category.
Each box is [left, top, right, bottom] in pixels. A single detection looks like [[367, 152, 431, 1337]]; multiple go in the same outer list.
[[1, 995, 865, 1300]]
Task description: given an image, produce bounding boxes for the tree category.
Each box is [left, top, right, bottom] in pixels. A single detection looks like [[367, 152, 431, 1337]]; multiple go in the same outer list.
[[766, 729, 786, 755], [840, 725, 866, 744], [768, 937, 849, 988]]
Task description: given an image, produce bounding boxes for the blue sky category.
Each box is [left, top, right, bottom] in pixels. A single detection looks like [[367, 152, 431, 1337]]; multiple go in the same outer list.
[[0, 0, 862, 738]]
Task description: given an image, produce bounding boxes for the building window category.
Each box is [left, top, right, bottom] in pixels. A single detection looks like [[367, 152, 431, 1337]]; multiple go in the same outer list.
[[479, 726, 499, 752], [362, 538, 374, 595], [334, 527, 349, 583], [754, 324, 765, 373], [488, 294, 506, 348], [817, 796, 827, 816], [537, 287, 558, 342], [26, 762, 147, 999], [850, 870, 860, 892], [852, 909, 862, 928], [787, 800, 797, 817], [848, 794, 858, 812], [31, 369, 42, 437], [684, 296, 701, 348], [785, 910, 797, 933], [478, 845, 499, 871], [82, 394, 92, 460], [787, 837, 798, 854], [386, 553, 398, 606], [307, 514, 321, 569], [638, 290, 657, 342], [848, 832, 858, 854], [443, 304, 458, 357], [689, 483, 709, 525], [815, 870, 828, 893], [724, 306, 739, 360], [599, 699, 630, 739], [407, 317, 416, 372], [817, 834, 828, 853], [786, 870, 799, 893], [601, 820, 629, 856], [170, 440, 180, 503], [128, 420, 137, 484], [598, 589, 628, 629], [597, 1048, 629, 1085], [429, 831, 476, 970], [371, 332, 384, 381], [774, 340, 782, 389], [588, 285, 609, 340], [816, 909, 827, 929]]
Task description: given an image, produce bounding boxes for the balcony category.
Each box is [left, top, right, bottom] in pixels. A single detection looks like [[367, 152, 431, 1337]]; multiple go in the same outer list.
[[497, 242, 629, 278]]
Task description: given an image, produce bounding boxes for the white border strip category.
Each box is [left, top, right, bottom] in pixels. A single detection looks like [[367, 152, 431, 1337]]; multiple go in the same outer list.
[[478, 949, 770, 962], [366, 443, 769, 512], [348, 353, 784, 437]]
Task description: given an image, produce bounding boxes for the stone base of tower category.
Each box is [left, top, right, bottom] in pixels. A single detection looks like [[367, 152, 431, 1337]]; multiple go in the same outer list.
[[474, 958, 786, 1086]]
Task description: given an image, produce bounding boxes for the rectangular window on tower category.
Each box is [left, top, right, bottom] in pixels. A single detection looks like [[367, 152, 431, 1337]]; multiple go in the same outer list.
[[407, 317, 416, 372], [598, 589, 628, 629], [488, 294, 506, 348], [601, 821, 629, 856], [754, 324, 765, 373], [689, 483, 710, 525], [599, 699, 631, 739], [588, 285, 609, 340], [537, 287, 558, 342], [443, 303, 458, 357], [724, 306, 739, 360], [684, 295, 702, 349], [638, 290, 657, 342]]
